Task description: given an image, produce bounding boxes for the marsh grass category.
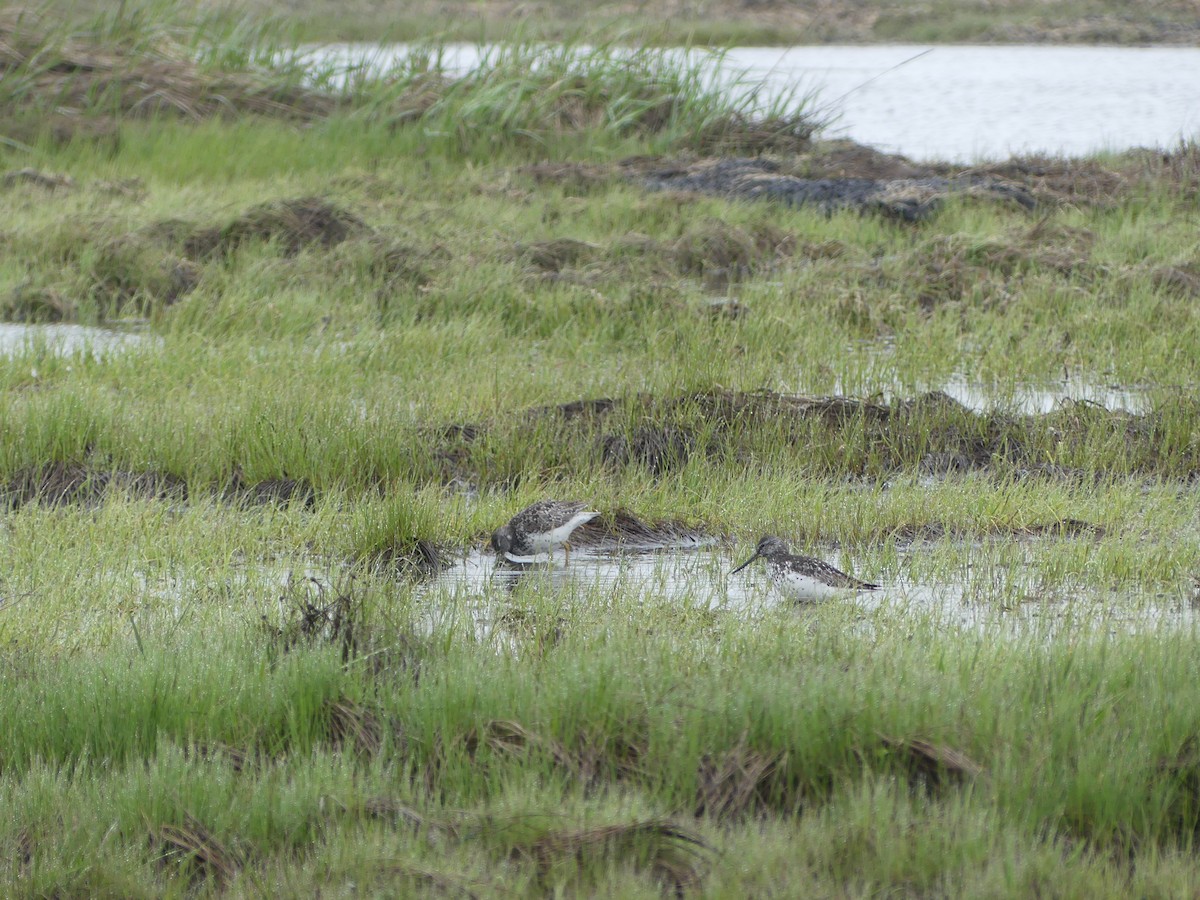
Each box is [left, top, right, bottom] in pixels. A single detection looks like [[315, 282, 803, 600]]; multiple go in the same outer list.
[[4, 575, 1200, 894], [1, 5, 820, 157], [3, 4, 1200, 894]]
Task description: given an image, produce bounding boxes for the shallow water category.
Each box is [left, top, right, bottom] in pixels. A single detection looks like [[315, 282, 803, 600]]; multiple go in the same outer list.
[[302, 43, 1200, 161], [418, 543, 1199, 642], [931, 373, 1150, 415], [0, 323, 154, 358]]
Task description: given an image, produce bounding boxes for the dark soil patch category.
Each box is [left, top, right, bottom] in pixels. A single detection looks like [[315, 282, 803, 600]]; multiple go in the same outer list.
[[182, 197, 368, 259], [522, 140, 1178, 219]]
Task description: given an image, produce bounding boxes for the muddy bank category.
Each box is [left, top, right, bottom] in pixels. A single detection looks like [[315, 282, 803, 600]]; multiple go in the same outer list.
[[431, 388, 1200, 484], [0, 461, 315, 511], [527, 141, 1199, 219]]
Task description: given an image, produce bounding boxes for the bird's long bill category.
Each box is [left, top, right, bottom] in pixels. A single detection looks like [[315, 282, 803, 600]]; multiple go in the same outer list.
[[729, 551, 760, 575]]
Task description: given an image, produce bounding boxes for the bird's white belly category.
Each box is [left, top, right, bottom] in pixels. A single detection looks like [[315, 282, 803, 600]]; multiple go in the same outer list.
[[522, 511, 599, 554], [773, 571, 850, 602]]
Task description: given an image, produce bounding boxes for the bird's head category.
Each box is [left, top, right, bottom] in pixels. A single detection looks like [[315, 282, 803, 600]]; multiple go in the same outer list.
[[490, 525, 513, 555]]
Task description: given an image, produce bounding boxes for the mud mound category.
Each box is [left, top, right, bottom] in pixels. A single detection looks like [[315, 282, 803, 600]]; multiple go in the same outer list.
[[521, 142, 1155, 218], [222, 472, 316, 510], [1, 462, 187, 509], [965, 156, 1129, 204], [571, 509, 711, 550], [183, 197, 368, 259], [431, 388, 1200, 484], [642, 157, 1036, 222], [0, 462, 318, 510], [3, 283, 75, 322], [896, 220, 1096, 309], [84, 235, 200, 316]]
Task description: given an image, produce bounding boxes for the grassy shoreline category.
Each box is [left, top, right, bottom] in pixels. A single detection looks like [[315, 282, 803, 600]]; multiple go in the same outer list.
[[3, 5, 1200, 895]]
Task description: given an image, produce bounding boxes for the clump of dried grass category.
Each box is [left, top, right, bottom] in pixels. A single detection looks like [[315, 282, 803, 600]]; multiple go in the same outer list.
[[694, 736, 788, 821], [151, 814, 242, 888], [324, 696, 385, 756], [879, 735, 984, 790], [517, 820, 712, 896], [0, 7, 334, 127], [460, 719, 646, 790]]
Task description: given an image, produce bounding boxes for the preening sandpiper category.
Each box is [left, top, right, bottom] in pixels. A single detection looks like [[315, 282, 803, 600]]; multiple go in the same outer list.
[[730, 535, 878, 602], [491, 499, 600, 563]]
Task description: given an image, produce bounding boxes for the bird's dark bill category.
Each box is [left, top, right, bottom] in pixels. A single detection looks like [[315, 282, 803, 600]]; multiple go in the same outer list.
[[729, 552, 759, 575]]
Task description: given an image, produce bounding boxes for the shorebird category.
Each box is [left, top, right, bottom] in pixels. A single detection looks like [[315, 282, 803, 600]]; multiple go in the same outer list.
[[490, 499, 600, 563], [730, 535, 878, 602]]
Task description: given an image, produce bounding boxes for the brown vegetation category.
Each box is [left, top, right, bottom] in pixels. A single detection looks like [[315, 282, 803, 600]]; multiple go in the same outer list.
[[0, 7, 333, 131]]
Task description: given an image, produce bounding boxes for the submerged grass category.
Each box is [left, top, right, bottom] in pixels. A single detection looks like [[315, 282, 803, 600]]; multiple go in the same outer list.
[[1, 4, 1200, 895]]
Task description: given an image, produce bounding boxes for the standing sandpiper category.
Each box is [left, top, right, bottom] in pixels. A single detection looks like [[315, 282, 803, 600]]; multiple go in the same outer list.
[[730, 535, 878, 601], [491, 500, 600, 563]]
